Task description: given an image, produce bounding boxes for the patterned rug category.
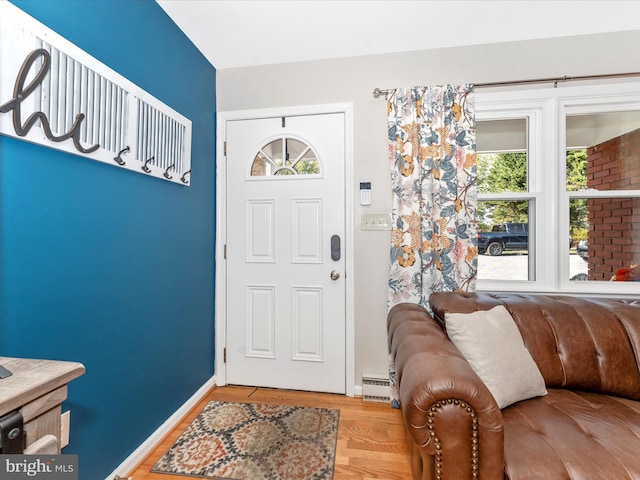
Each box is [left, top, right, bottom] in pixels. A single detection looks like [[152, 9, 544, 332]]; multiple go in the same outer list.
[[151, 401, 340, 479]]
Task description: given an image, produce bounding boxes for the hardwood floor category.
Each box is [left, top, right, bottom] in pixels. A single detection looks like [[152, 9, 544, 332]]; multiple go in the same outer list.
[[126, 385, 412, 480]]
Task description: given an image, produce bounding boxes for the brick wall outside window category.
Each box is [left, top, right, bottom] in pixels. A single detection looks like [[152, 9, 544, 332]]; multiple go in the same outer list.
[[586, 128, 640, 280]]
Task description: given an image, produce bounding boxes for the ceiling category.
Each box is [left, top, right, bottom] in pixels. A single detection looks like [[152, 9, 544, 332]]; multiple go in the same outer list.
[[156, 1, 640, 70]]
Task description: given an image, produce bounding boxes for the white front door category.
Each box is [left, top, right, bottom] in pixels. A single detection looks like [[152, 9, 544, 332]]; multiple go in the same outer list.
[[225, 113, 346, 394]]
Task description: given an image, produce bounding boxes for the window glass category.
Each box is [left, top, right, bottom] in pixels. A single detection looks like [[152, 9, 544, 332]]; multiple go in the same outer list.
[[251, 152, 268, 176], [566, 110, 640, 283], [250, 137, 319, 177], [476, 118, 532, 282], [569, 197, 640, 282], [477, 118, 528, 193], [566, 112, 640, 192], [477, 200, 531, 281]]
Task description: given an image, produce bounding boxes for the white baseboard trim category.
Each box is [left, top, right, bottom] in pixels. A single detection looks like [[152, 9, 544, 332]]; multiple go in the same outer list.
[[104, 375, 217, 480], [354, 384, 363, 397]]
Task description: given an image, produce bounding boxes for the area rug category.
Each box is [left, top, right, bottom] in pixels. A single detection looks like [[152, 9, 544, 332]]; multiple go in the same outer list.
[[151, 401, 340, 479]]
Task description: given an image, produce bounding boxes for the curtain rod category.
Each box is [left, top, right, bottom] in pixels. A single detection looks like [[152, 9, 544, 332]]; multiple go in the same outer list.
[[372, 71, 640, 98]]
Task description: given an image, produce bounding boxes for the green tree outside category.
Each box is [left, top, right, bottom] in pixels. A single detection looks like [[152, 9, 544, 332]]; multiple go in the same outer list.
[[477, 152, 528, 228], [477, 150, 588, 241], [566, 149, 588, 241]]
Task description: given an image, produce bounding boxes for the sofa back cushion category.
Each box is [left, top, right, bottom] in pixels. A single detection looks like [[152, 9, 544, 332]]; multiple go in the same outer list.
[[430, 292, 640, 401]]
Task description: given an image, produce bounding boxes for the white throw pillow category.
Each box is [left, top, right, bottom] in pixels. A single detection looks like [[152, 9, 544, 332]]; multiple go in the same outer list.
[[445, 305, 547, 409]]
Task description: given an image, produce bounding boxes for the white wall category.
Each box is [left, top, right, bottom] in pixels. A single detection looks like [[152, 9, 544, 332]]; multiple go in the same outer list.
[[216, 30, 640, 388]]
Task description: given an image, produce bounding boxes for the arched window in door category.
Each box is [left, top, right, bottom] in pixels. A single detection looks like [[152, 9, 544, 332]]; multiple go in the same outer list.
[[250, 136, 320, 177]]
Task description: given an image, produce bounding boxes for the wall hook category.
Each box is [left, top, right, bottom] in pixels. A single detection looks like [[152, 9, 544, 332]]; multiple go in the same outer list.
[[142, 156, 154, 173], [164, 163, 175, 180], [114, 146, 130, 165], [180, 169, 191, 184]]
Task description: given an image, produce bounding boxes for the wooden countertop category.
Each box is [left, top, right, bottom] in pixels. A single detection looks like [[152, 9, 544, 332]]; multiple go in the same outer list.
[[0, 357, 85, 416]]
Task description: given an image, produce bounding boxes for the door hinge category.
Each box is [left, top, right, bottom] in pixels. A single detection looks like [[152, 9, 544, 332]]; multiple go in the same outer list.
[[224, 244, 227, 259], [223, 141, 227, 156], [223, 348, 227, 363]]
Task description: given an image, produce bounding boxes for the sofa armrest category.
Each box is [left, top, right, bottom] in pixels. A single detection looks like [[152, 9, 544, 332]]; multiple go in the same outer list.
[[388, 304, 505, 480]]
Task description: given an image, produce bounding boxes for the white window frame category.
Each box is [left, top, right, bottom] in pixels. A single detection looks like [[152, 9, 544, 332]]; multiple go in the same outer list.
[[476, 81, 640, 297], [476, 96, 553, 292]]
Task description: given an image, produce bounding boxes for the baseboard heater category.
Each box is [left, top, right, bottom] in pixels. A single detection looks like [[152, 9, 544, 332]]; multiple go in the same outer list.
[[361, 373, 390, 402]]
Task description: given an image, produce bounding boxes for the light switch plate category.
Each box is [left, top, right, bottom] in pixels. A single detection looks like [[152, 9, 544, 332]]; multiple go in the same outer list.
[[361, 213, 392, 230]]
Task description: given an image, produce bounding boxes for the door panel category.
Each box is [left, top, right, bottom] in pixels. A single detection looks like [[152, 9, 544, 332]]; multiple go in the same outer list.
[[225, 113, 346, 394], [246, 200, 275, 262], [292, 199, 322, 263], [245, 285, 276, 358], [291, 286, 323, 361]]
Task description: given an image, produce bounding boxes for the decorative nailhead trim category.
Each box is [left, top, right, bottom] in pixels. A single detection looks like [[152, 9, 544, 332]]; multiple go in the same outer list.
[[427, 399, 479, 479]]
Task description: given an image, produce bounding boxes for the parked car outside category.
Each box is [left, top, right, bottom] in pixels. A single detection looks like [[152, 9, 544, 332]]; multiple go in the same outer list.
[[577, 239, 588, 261], [478, 223, 574, 256], [477, 223, 528, 256]]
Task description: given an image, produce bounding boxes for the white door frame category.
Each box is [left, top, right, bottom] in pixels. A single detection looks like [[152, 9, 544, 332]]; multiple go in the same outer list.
[[214, 103, 355, 396]]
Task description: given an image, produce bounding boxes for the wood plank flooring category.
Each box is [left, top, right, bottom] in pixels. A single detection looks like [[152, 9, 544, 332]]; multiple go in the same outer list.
[[127, 385, 412, 480]]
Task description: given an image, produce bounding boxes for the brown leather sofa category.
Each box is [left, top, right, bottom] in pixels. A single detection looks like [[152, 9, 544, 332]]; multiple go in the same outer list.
[[388, 292, 640, 480]]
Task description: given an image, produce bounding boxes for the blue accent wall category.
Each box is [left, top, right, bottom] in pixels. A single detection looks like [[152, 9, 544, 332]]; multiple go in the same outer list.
[[2, 1, 216, 478]]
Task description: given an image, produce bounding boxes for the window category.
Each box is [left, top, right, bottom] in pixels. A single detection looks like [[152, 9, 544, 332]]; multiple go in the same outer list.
[[250, 136, 320, 177], [476, 82, 640, 295], [564, 108, 640, 285], [476, 116, 535, 283]]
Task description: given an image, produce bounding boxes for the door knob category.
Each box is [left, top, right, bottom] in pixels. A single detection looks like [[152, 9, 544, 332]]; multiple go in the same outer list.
[[330, 270, 340, 281]]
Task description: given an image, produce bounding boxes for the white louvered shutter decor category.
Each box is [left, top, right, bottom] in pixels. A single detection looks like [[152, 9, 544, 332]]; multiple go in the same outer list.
[[0, 2, 192, 185]]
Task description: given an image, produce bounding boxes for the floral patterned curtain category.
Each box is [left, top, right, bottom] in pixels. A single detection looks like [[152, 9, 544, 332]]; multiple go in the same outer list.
[[387, 85, 477, 406]]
